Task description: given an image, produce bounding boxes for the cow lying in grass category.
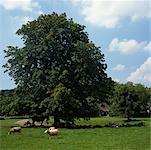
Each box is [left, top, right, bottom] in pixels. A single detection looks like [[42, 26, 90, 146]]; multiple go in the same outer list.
[[8, 127, 21, 135], [44, 127, 59, 138]]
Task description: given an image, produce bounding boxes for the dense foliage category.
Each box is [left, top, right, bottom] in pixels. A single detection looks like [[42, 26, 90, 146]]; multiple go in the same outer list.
[[3, 13, 113, 125], [1, 81, 150, 120], [0, 89, 17, 116], [110, 82, 151, 120], [0, 89, 34, 116]]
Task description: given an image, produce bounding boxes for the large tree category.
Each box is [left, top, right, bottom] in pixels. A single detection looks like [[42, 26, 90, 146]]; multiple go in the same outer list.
[[3, 13, 113, 125]]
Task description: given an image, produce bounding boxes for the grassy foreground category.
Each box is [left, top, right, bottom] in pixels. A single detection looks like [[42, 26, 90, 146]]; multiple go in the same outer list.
[[0, 117, 150, 150]]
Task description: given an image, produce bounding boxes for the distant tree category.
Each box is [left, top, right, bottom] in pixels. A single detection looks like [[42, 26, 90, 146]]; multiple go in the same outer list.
[[0, 89, 34, 116], [134, 84, 151, 117], [109, 82, 123, 116], [0, 89, 18, 116], [3, 13, 113, 125], [110, 82, 150, 120]]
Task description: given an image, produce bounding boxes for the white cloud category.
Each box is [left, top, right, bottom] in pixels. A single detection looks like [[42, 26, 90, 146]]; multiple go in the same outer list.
[[69, 0, 151, 28], [127, 57, 151, 85], [0, 0, 40, 11], [0, 0, 44, 29], [109, 38, 151, 55], [144, 42, 151, 53], [113, 64, 125, 71]]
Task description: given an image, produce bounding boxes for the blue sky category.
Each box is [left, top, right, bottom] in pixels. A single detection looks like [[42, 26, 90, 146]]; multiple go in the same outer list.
[[0, 0, 151, 89]]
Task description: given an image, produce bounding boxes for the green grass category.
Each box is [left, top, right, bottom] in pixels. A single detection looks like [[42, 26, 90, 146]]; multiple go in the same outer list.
[[0, 117, 150, 150]]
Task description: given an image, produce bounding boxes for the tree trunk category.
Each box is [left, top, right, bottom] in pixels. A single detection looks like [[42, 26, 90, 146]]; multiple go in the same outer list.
[[127, 116, 131, 122], [53, 115, 60, 127]]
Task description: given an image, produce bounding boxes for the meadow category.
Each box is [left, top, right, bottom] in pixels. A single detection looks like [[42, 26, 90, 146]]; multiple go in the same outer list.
[[0, 117, 150, 150]]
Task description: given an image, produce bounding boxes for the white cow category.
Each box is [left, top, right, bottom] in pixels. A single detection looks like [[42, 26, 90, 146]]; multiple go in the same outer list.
[[8, 127, 21, 135], [44, 127, 59, 137]]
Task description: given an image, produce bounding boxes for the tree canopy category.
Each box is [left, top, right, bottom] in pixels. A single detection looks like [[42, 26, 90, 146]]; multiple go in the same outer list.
[[3, 13, 113, 125], [110, 82, 151, 120]]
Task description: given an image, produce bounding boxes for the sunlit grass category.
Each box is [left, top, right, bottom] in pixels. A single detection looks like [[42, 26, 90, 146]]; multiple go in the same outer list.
[[0, 117, 150, 150]]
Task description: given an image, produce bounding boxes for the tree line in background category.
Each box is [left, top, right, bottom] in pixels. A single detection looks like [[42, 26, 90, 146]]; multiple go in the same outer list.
[[1, 13, 150, 125], [110, 82, 150, 120], [0, 82, 150, 120]]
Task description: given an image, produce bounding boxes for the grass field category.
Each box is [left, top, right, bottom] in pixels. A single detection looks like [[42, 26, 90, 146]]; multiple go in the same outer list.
[[0, 117, 150, 150]]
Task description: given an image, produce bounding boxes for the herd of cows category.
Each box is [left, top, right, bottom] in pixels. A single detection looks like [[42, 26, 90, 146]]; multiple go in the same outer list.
[[8, 126, 59, 137], [8, 114, 59, 138]]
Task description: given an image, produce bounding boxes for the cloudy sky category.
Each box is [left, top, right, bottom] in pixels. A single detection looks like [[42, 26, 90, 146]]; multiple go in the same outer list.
[[0, 0, 151, 89]]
